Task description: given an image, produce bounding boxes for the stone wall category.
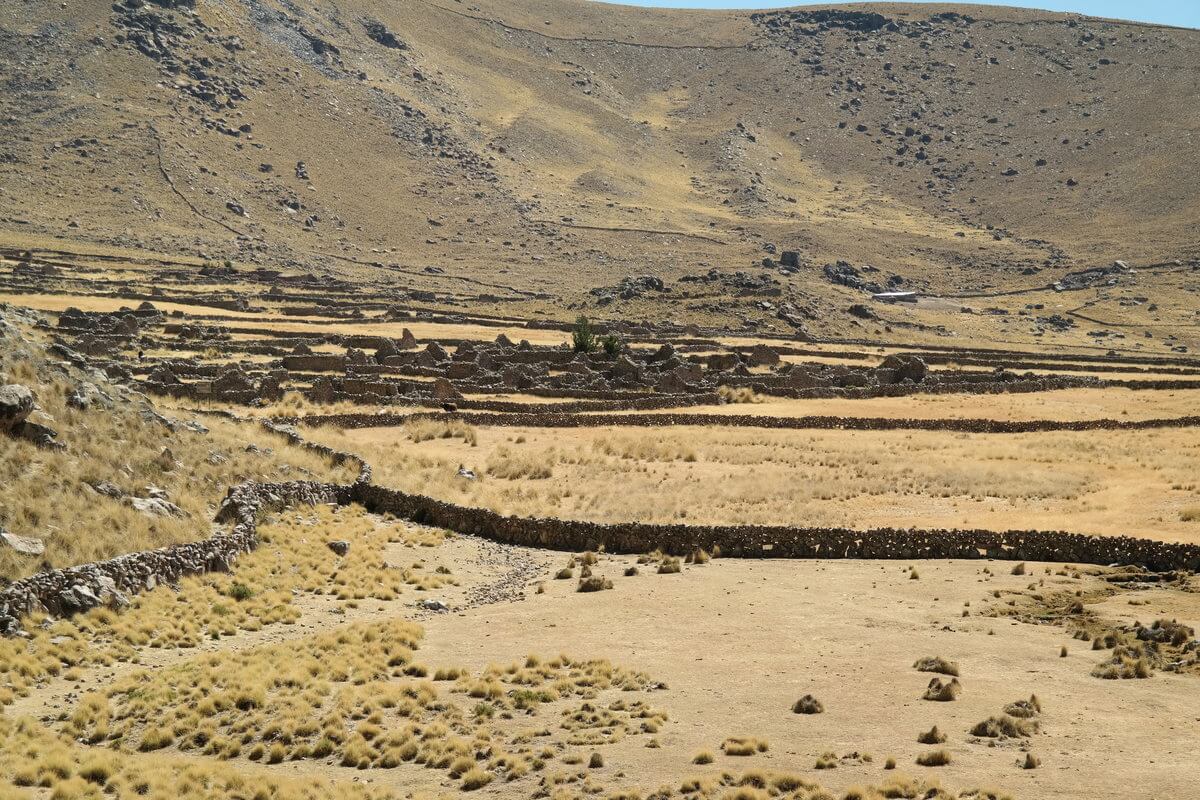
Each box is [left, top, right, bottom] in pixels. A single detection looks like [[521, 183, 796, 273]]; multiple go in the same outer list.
[[0, 418, 369, 636], [0, 480, 345, 635], [351, 483, 1200, 573], [5, 411, 1198, 636], [299, 410, 1200, 435]]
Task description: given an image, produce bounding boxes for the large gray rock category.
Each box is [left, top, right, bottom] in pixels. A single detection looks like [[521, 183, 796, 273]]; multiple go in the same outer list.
[[0, 530, 45, 556], [0, 384, 34, 432], [67, 382, 111, 411], [431, 378, 462, 400], [878, 354, 928, 384], [128, 496, 185, 518], [748, 344, 781, 367]]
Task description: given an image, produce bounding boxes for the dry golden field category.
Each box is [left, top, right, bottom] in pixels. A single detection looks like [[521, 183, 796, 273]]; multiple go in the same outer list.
[[314, 421, 1200, 541]]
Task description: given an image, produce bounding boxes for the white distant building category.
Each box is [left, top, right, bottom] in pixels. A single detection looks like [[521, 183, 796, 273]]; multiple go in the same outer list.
[[872, 291, 918, 303]]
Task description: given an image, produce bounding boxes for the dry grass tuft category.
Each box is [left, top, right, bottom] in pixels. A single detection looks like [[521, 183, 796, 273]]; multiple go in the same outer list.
[[717, 386, 763, 404], [916, 749, 951, 767], [1092, 644, 1154, 679], [1002, 695, 1041, 719], [405, 417, 477, 446], [969, 715, 1037, 739], [917, 725, 947, 745], [791, 695, 824, 715], [921, 677, 961, 702], [657, 557, 682, 575], [577, 576, 614, 592], [487, 446, 552, 479], [912, 656, 959, 677], [721, 737, 769, 756]]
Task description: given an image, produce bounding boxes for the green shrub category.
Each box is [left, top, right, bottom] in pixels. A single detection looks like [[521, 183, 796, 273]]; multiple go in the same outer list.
[[572, 316, 597, 353]]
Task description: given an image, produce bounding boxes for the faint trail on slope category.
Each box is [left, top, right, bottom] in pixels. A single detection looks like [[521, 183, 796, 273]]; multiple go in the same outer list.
[[149, 124, 249, 240], [527, 218, 729, 245], [419, 0, 752, 51]]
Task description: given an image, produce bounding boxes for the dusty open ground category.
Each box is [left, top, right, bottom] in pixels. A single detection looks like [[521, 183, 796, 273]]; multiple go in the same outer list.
[[4, 505, 1198, 800]]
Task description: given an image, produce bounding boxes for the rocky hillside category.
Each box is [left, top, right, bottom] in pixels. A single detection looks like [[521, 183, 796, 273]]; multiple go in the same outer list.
[[0, 305, 354, 580], [1, 0, 1197, 331]]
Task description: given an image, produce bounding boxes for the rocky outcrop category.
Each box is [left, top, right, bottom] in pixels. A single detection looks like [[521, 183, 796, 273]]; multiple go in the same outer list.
[[0, 384, 34, 432]]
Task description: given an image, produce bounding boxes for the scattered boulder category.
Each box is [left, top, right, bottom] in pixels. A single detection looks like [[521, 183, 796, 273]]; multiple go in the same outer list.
[[67, 382, 110, 411], [431, 377, 462, 401], [128, 496, 185, 518], [0, 529, 45, 557], [878, 353, 928, 384], [327, 540, 350, 557], [0, 384, 34, 432], [419, 598, 450, 612], [748, 344, 781, 367], [86, 480, 125, 499]]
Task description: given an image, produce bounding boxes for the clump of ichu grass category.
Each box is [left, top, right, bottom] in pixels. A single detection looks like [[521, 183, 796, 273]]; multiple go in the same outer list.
[[917, 725, 947, 745], [1003, 695, 1041, 719], [486, 445, 552, 479], [969, 715, 1037, 739], [916, 749, 951, 767], [577, 575, 613, 592], [404, 416, 478, 445], [717, 385, 763, 404], [721, 737, 769, 756], [657, 557, 682, 575], [1092, 643, 1153, 679], [792, 695, 824, 715], [912, 656, 959, 677], [922, 677, 961, 702]]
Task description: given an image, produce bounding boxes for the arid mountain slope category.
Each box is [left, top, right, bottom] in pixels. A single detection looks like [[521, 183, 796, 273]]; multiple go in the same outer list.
[[1, 0, 1198, 337]]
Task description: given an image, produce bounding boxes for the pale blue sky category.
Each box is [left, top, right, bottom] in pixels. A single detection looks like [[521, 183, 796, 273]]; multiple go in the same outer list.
[[598, 1, 1199, 29]]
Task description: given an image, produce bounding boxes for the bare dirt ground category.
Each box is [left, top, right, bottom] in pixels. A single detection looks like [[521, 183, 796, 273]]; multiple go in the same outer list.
[[7, 507, 1198, 800]]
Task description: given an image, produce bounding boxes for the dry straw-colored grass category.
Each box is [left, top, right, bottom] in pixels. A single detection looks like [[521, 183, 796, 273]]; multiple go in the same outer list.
[[311, 423, 1200, 537], [0, 714, 400, 800], [0, 506, 449, 706], [0, 356, 354, 580], [913, 656, 960, 677], [922, 677, 962, 702]]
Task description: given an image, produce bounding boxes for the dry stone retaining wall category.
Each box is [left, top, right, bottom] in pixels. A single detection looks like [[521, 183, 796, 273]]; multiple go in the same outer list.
[[0, 419, 368, 636], [5, 413, 1199, 636], [298, 410, 1200, 435], [350, 484, 1200, 573]]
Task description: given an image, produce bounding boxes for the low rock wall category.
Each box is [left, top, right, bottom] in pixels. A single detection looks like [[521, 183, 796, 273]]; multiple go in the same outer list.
[[351, 484, 1200, 573], [302, 410, 1200, 435], [0, 419, 368, 635]]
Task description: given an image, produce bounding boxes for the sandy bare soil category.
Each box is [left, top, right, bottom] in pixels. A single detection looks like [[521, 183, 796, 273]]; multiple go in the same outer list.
[[7, 507, 1197, 800]]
